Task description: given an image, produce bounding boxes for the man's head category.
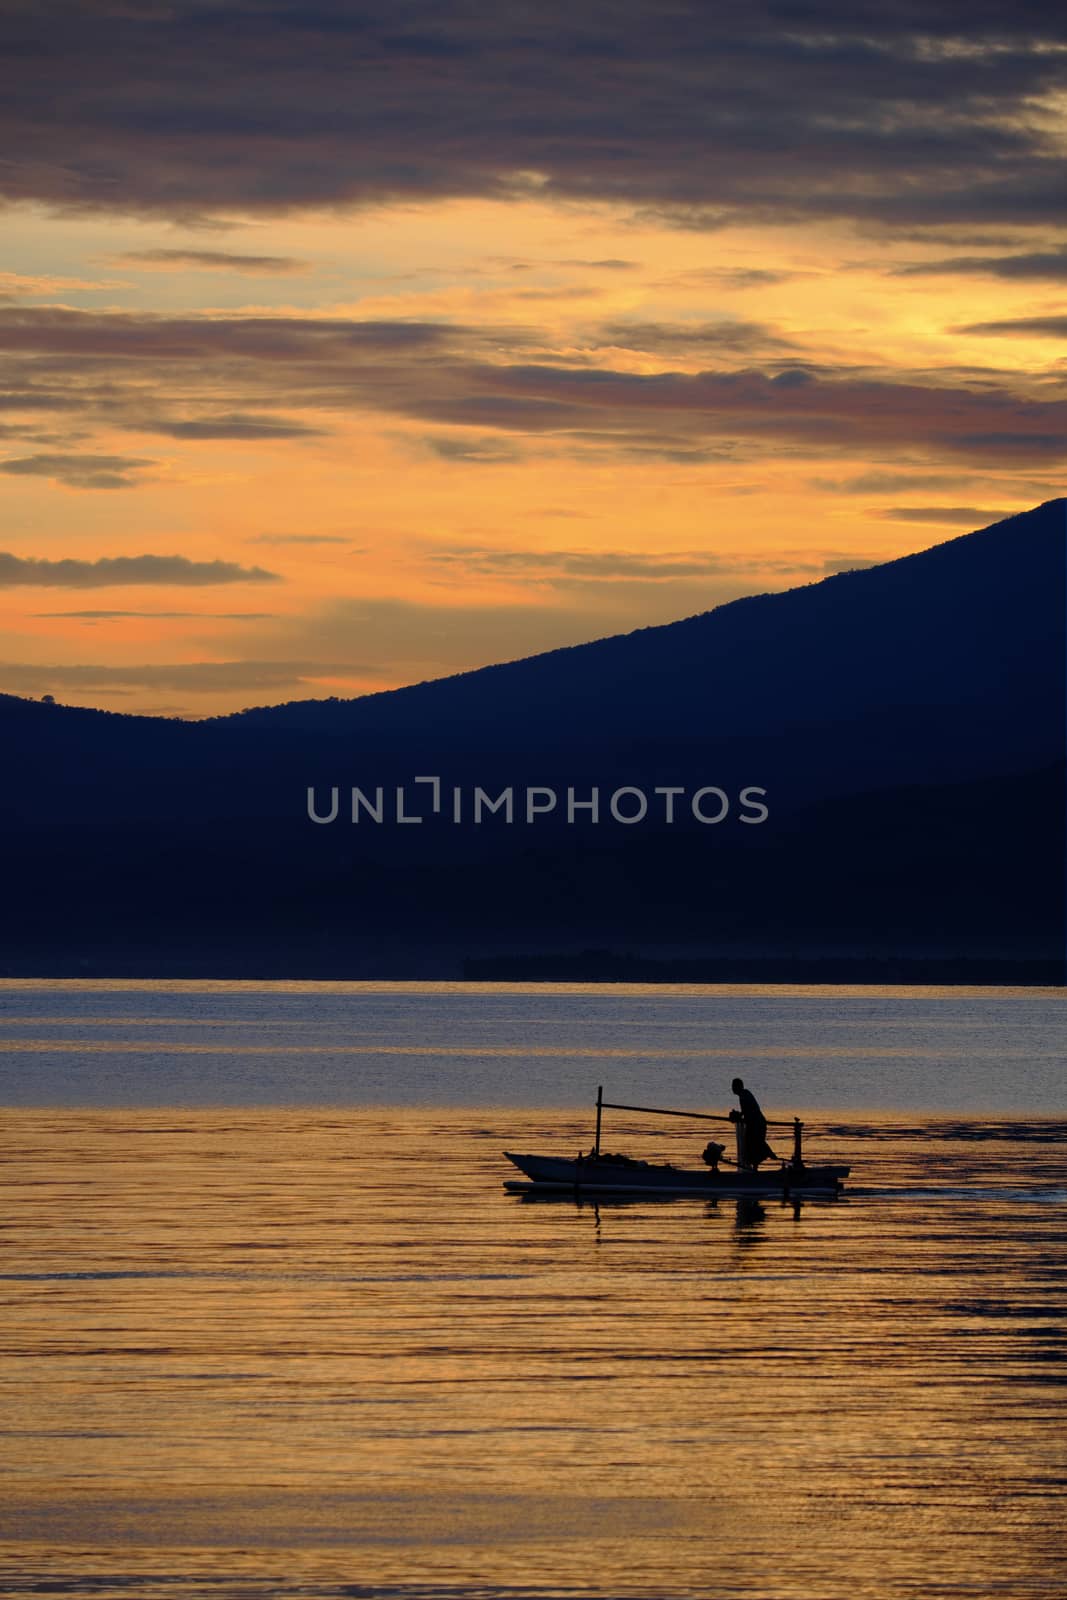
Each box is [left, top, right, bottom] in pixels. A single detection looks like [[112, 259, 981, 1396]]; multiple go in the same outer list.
[[731, 1077, 744, 1094]]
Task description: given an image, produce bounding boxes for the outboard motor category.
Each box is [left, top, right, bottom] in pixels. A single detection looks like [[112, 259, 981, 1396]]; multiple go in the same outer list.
[[701, 1140, 726, 1170]]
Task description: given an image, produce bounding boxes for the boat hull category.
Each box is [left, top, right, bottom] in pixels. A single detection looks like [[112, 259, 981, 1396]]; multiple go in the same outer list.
[[504, 1151, 849, 1195]]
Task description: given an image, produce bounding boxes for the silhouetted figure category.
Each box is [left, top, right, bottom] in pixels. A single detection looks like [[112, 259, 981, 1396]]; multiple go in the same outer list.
[[729, 1076, 777, 1168]]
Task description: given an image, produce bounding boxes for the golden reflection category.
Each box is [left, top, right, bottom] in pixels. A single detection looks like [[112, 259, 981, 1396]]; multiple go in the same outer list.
[[0, 1108, 1064, 1597]]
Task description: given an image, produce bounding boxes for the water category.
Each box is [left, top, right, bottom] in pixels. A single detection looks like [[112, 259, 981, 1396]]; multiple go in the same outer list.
[[0, 983, 1065, 1598], [1, 979, 1066, 1110]]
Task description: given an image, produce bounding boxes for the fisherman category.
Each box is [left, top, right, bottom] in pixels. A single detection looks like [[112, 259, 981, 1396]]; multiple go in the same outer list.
[[729, 1077, 777, 1169]]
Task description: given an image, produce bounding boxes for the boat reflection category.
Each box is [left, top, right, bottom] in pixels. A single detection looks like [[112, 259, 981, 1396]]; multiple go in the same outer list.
[[509, 1187, 846, 1228]]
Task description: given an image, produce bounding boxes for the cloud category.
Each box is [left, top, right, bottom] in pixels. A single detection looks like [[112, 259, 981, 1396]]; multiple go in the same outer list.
[[248, 534, 354, 545], [428, 546, 820, 580], [879, 505, 1012, 524], [0, 389, 80, 415], [810, 471, 987, 493], [141, 413, 326, 440], [654, 267, 798, 291], [0, 452, 155, 488], [486, 257, 638, 273], [896, 248, 1067, 282], [510, 286, 599, 303], [0, 553, 279, 588], [542, 430, 739, 464], [0, 307, 457, 360], [955, 316, 1067, 337], [421, 362, 1067, 467], [552, 258, 638, 271], [0, 660, 373, 694], [592, 320, 796, 355], [115, 249, 310, 274], [949, 431, 1067, 458], [3, 307, 1067, 471], [421, 434, 526, 463], [0, 272, 127, 301], [1, 4, 1066, 230], [34, 610, 278, 620], [711, 268, 796, 289]]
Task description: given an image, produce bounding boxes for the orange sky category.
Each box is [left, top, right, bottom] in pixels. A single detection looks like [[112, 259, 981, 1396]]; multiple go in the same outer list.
[[2, 8, 1065, 716]]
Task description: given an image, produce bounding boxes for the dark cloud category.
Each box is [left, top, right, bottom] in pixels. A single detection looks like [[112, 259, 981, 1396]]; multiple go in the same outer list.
[[0, 305, 502, 449], [3, 307, 1067, 471], [0, 389, 81, 414], [654, 268, 798, 291], [421, 434, 526, 464], [0, 660, 371, 694], [484, 256, 639, 274], [116, 249, 310, 274], [0, 307, 457, 360], [955, 316, 1067, 337], [434, 362, 1067, 467], [880, 505, 1012, 524], [511, 286, 599, 303], [593, 320, 796, 354], [714, 269, 795, 289], [952, 430, 1066, 457], [0, 553, 279, 588], [0, 309, 519, 458], [0, 451, 155, 488], [896, 248, 1067, 282], [554, 258, 638, 271], [550, 431, 739, 464], [142, 413, 326, 440], [811, 471, 987, 493], [1, 4, 1066, 229]]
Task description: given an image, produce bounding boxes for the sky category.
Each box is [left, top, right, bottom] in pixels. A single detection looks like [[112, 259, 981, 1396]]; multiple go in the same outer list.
[[1, 0, 1066, 718]]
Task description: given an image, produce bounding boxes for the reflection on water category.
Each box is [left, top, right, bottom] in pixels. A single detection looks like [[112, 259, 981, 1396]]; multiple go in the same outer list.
[[1, 979, 1066, 1111], [1, 1108, 1065, 1599]]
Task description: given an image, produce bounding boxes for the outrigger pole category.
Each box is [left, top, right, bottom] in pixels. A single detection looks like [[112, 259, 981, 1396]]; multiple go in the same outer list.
[[592, 1086, 805, 1167]]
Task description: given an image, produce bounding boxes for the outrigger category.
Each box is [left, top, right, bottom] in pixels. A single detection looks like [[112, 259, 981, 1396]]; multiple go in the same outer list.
[[504, 1085, 850, 1197]]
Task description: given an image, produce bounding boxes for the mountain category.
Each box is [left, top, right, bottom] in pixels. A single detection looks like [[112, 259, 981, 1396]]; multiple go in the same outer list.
[[220, 498, 1064, 784], [1, 500, 1063, 978]]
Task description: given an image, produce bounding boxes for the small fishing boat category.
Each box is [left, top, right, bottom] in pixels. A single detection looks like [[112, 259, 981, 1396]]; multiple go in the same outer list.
[[504, 1087, 850, 1197]]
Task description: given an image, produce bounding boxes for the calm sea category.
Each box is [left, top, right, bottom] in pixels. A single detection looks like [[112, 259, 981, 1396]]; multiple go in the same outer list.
[[1, 981, 1065, 1599]]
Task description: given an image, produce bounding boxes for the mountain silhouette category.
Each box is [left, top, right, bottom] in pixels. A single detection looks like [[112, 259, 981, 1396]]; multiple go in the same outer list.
[[1, 499, 1063, 978]]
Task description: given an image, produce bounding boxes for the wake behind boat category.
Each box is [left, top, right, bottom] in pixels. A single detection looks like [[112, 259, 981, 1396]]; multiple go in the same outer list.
[[504, 1086, 850, 1197]]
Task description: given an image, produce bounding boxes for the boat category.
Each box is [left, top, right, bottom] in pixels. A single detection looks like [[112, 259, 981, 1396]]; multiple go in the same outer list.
[[503, 1086, 850, 1197], [504, 1150, 849, 1195]]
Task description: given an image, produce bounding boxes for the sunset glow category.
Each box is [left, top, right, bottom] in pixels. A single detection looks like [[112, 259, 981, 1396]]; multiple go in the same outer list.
[[2, 5, 1065, 716]]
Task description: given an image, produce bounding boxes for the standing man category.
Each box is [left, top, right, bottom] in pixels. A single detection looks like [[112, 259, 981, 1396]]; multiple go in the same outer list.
[[730, 1077, 777, 1169]]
